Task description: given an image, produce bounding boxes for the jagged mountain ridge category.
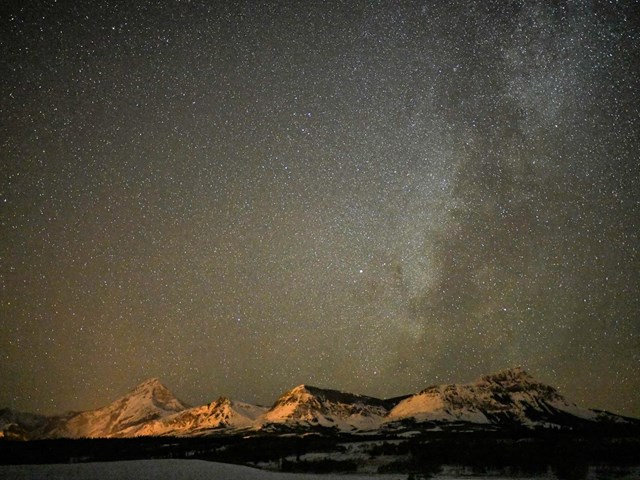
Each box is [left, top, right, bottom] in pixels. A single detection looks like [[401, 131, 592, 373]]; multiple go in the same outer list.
[[117, 397, 268, 437], [387, 367, 597, 427], [2, 368, 637, 439], [260, 384, 399, 432], [41, 378, 190, 439]]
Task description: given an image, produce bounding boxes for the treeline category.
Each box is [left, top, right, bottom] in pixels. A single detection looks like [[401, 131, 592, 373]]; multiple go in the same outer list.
[[372, 435, 639, 479], [378, 434, 640, 467], [0, 433, 349, 466], [0, 431, 638, 476], [0, 435, 230, 465], [281, 458, 358, 473]]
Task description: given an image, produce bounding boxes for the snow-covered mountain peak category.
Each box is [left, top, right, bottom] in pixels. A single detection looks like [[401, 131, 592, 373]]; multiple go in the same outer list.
[[40, 379, 189, 439], [261, 384, 392, 431], [211, 396, 231, 406], [7, 369, 638, 440], [124, 378, 189, 412], [265, 385, 318, 415], [287, 384, 314, 396], [115, 395, 268, 437], [269, 384, 386, 408], [389, 368, 584, 427], [282, 384, 324, 399], [131, 377, 164, 391], [474, 368, 562, 401], [477, 367, 533, 386]]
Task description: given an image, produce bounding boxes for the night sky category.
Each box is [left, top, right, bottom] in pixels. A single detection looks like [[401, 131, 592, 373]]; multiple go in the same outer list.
[[1, 1, 638, 418]]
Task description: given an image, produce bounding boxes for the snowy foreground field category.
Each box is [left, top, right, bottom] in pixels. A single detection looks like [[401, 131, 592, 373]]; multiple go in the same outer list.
[[2, 460, 401, 480], [1, 460, 639, 480]]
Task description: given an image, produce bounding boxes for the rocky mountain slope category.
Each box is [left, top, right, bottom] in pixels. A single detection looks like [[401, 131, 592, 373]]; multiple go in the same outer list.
[[117, 397, 267, 437], [387, 367, 601, 428], [42, 378, 189, 439], [2, 368, 636, 439], [0, 409, 49, 440], [260, 384, 398, 432]]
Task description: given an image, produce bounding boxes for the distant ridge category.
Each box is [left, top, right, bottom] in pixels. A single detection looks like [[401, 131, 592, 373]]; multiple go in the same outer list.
[[2, 368, 637, 440]]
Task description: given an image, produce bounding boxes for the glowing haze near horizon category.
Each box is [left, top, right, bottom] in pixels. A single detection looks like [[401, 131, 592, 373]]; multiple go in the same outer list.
[[1, 1, 638, 417]]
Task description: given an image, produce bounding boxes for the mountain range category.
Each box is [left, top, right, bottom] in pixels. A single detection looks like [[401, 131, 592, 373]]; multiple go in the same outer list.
[[1, 368, 637, 440]]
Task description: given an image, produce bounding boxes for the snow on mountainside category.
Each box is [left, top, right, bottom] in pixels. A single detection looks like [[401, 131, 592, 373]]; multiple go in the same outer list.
[[118, 397, 267, 437], [261, 385, 392, 432], [0, 408, 49, 440], [387, 367, 600, 428], [2, 368, 637, 440], [44, 378, 190, 438]]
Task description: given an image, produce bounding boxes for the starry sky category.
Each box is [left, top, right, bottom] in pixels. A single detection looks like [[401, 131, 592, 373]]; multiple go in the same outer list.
[[1, 0, 638, 418]]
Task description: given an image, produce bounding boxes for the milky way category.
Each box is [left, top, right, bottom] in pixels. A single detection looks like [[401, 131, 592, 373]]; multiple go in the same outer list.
[[1, 1, 638, 417]]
